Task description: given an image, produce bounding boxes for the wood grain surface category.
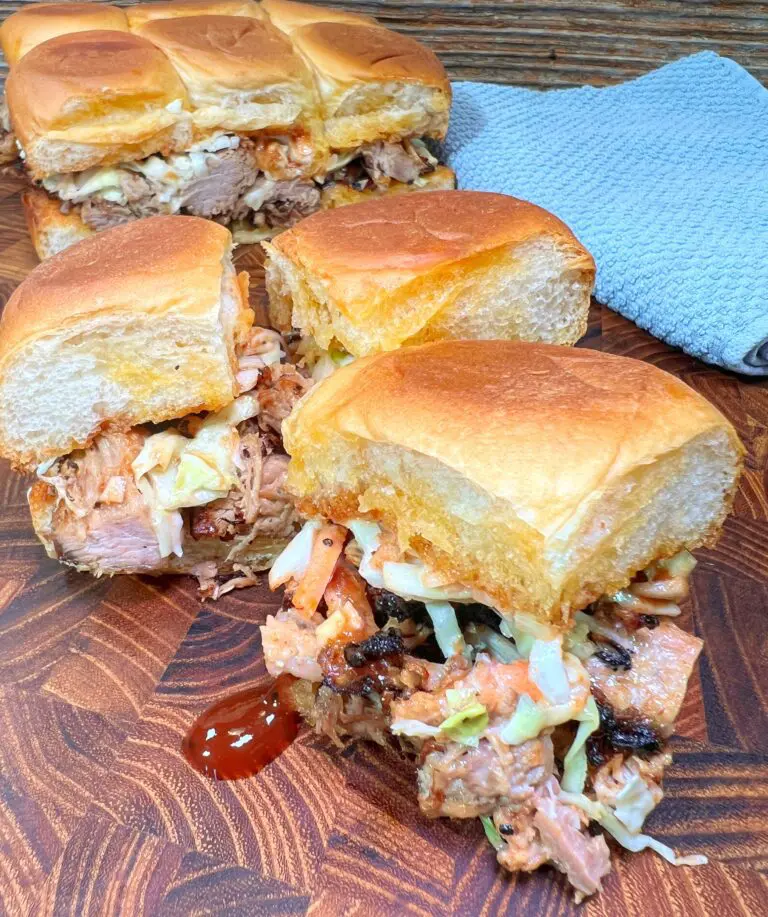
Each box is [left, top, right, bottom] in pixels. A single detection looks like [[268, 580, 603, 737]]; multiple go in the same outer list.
[[1, 0, 768, 87], [0, 161, 767, 916]]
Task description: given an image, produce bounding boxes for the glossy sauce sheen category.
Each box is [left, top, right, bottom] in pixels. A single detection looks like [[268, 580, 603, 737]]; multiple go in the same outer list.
[[182, 675, 300, 780]]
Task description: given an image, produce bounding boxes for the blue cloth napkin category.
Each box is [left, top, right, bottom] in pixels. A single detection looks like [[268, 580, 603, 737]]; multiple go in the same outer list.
[[445, 52, 768, 375]]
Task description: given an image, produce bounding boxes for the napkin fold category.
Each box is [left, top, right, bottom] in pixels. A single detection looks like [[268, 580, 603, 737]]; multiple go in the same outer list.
[[445, 52, 768, 375]]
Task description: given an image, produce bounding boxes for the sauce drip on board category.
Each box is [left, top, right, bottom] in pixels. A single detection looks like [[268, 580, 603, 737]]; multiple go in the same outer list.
[[182, 674, 300, 781]]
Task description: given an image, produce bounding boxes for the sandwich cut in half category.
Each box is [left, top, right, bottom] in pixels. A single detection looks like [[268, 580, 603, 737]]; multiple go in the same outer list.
[[264, 191, 595, 372], [262, 341, 742, 899], [0, 215, 311, 598], [3, 0, 454, 261]]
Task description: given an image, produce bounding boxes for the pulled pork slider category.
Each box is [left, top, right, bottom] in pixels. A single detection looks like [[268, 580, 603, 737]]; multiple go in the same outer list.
[[0, 216, 310, 597], [264, 192, 595, 369], [263, 341, 742, 900], [6, 0, 454, 261]]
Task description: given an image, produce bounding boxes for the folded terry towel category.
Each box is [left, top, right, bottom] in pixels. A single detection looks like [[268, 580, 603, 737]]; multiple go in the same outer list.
[[445, 52, 768, 375]]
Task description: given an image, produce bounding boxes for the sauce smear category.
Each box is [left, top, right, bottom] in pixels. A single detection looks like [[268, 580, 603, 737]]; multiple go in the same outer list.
[[182, 674, 300, 780]]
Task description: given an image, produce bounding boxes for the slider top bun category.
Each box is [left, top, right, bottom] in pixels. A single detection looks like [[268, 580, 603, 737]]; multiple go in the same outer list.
[[285, 341, 743, 624], [0, 216, 251, 470], [288, 22, 450, 148], [0, 2, 129, 67], [261, 0, 378, 34], [126, 0, 263, 30], [136, 15, 316, 133], [266, 191, 594, 353], [7, 31, 190, 179]]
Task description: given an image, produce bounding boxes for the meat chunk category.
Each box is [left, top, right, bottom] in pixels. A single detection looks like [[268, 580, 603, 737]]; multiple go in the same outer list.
[[587, 621, 702, 735], [361, 141, 430, 185], [262, 608, 323, 681], [531, 779, 611, 902], [256, 363, 312, 433], [418, 734, 554, 819], [0, 95, 17, 164], [262, 179, 321, 228], [181, 146, 259, 218], [80, 198, 135, 231]]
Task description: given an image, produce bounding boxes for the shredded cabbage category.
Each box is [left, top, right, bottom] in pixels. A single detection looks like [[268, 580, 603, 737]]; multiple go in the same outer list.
[[480, 815, 504, 851], [425, 601, 465, 658], [646, 550, 697, 579], [561, 696, 600, 793], [464, 624, 521, 663], [439, 690, 488, 746], [269, 520, 321, 590], [500, 694, 548, 745], [564, 617, 596, 662], [389, 719, 441, 739], [347, 520, 384, 588], [559, 791, 707, 867], [528, 637, 570, 705], [613, 773, 658, 834], [382, 562, 472, 603]]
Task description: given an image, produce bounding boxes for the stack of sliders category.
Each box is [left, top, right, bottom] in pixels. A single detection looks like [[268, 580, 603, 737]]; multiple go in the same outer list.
[[264, 191, 596, 372], [263, 340, 743, 899], [1, 0, 454, 260], [0, 216, 312, 598]]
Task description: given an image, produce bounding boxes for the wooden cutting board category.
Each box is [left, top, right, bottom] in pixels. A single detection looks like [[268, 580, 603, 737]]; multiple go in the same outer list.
[[0, 165, 767, 917]]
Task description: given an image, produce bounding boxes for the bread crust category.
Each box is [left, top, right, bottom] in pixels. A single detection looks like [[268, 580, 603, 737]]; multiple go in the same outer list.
[[22, 187, 95, 261], [272, 190, 594, 305], [0, 215, 232, 370], [287, 342, 741, 537], [0, 2, 129, 67], [126, 0, 263, 31], [136, 15, 311, 94], [261, 0, 378, 34], [6, 31, 190, 178]]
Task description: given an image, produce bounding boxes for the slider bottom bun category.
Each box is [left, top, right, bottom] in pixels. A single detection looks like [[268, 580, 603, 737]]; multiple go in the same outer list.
[[22, 166, 457, 261], [22, 188, 95, 260]]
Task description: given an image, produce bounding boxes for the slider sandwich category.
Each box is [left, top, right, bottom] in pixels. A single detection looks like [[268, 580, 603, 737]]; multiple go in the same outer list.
[[262, 341, 742, 899], [0, 216, 311, 598], [4, 0, 454, 261], [264, 191, 595, 370]]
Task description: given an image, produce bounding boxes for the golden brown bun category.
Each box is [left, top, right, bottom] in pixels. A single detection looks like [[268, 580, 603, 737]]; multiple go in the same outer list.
[[22, 187, 95, 261], [126, 0, 263, 30], [136, 15, 316, 133], [6, 31, 190, 179], [261, 0, 378, 34], [289, 22, 450, 148], [284, 341, 743, 625], [0, 216, 251, 469], [0, 3, 129, 67], [266, 191, 594, 353]]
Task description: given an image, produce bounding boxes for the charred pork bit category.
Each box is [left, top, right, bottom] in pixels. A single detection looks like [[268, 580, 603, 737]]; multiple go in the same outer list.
[[587, 621, 702, 736]]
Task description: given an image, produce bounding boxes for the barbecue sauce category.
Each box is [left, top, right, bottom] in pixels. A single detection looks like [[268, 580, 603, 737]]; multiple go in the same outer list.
[[182, 674, 300, 780]]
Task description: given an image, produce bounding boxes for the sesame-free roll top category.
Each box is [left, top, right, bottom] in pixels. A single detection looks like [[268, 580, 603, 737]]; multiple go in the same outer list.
[[0, 216, 252, 469], [283, 341, 742, 625], [6, 30, 190, 179], [0, 2, 129, 67], [135, 15, 318, 135]]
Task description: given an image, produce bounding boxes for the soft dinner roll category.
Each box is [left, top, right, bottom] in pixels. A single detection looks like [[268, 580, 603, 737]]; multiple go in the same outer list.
[[126, 0, 263, 31], [0, 216, 251, 469], [287, 21, 451, 149], [265, 191, 595, 354], [261, 0, 378, 33], [0, 2, 129, 67], [6, 30, 190, 179], [135, 15, 317, 135], [284, 341, 743, 625]]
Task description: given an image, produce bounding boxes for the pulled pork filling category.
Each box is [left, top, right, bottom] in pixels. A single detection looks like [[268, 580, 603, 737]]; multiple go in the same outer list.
[[262, 523, 705, 901], [0, 96, 16, 165], [39, 135, 439, 235], [33, 328, 311, 598]]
